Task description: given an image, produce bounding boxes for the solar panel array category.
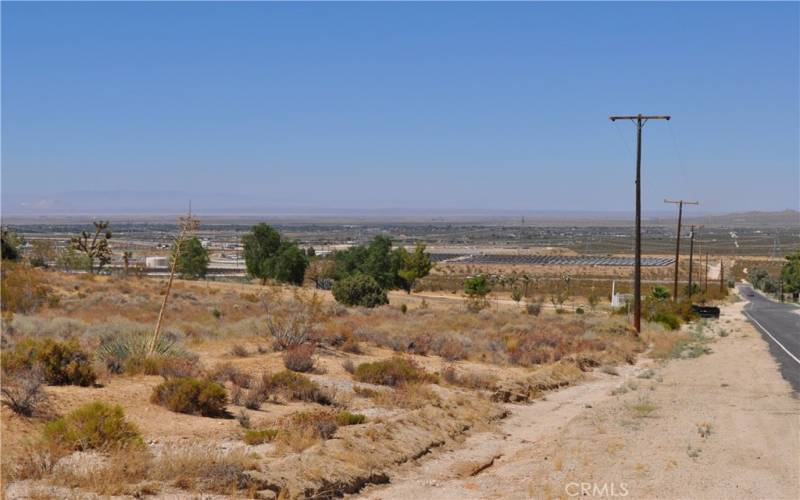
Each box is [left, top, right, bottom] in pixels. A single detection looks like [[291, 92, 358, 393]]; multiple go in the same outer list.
[[430, 254, 674, 267]]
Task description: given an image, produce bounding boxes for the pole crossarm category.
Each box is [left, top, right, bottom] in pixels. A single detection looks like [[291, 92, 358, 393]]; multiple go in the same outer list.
[[610, 115, 671, 123], [664, 199, 698, 205]]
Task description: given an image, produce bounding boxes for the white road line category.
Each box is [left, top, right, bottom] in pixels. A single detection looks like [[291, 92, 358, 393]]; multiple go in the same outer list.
[[743, 310, 800, 366]]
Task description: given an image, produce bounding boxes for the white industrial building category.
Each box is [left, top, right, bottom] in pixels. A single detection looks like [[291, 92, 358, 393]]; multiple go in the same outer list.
[[145, 256, 169, 269]]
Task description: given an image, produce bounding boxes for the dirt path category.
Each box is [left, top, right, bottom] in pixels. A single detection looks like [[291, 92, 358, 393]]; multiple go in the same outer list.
[[357, 298, 800, 499]]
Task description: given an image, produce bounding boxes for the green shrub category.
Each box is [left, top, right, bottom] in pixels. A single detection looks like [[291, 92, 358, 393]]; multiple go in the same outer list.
[[464, 275, 490, 298], [150, 377, 227, 417], [243, 428, 279, 445], [575, 307, 585, 315], [336, 411, 366, 426], [43, 401, 143, 451], [353, 357, 437, 386], [332, 274, 388, 308], [652, 312, 680, 330], [2, 339, 96, 386]]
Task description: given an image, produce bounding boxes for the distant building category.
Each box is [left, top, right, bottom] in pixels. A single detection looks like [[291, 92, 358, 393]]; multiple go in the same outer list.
[[145, 256, 169, 269]]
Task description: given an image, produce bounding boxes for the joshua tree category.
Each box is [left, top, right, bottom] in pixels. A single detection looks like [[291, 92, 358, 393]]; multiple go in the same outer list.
[[70, 221, 113, 273], [122, 251, 132, 276], [148, 213, 200, 356]]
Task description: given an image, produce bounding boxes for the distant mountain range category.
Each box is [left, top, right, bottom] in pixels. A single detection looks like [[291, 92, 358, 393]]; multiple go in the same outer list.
[[1, 191, 797, 227]]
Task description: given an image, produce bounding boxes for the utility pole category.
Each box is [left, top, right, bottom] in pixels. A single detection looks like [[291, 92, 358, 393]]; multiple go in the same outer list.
[[610, 114, 671, 333], [687, 228, 694, 297], [719, 260, 724, 293], [704, 252, 709, 293], [664, 198, 699, 301]]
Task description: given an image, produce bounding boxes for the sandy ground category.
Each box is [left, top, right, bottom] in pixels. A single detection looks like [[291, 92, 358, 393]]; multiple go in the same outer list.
[[357, 297, 800, 499]]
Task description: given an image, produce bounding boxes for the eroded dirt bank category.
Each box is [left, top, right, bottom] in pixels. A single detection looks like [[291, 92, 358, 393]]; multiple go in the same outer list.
[[358, 299, 800, 499]]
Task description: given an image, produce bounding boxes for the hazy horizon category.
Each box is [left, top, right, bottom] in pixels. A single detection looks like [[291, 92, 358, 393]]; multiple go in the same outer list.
[[2, 2, 799, 215]]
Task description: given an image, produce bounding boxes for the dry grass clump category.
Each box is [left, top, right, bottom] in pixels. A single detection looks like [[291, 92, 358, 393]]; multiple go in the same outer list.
[[41, 445, 259, 496], [243, 428, 280, 445], [259, 370, 331, 405], [282, 343, 316, 372], [353, 357, 438, 386], [2, 338, 96, 386], [371, 382, 441, 409], [43, 401, 144, 451], [440, 365, 498, 391], [150, 377, 228, 417]]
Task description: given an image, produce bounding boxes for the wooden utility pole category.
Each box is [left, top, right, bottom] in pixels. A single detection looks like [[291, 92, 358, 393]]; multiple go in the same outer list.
[[719, 260, 725, 293], [704, 252, 709, 293], [610, 114, 671, 333], [687, 225, 697, 298], [664, 199, 698, 301]]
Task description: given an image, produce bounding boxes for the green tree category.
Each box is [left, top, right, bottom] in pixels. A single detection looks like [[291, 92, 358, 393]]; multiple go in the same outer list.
[[396, 244, 433, 293], [242, 223, 307, 285], [173, 237, 209, 279], [1, 228, 21, 261], [70, 221, 113, 273], [243, 223, 282, 284], [780, 251, 800, 295], [272, 242, 308, 285], [332, 274, 388, 308], [464, 275, 491, 298]]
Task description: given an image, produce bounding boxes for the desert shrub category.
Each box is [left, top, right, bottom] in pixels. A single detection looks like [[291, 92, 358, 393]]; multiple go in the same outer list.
[[652, 312, 680, 330], [341, 336, 363, 354], [342, 359, 356, 374], [243, 387, 267, 410], [526, 301, 542, 316], [282, 343, 316, 372], [332, 274, 388, 308], [575, 307, 585, 315], [434, 336, 469, 361], [336, 410, 366, 426], [285, 410, 338, 439], [353, 357, 437, 386], [43, 402, 143, 451], [1, 367, 48, 416], [243, 428, 279, 445], [209, 362, 252, 388], [2, 339, 96, 386], [229, 344, 249, 357], [506, 321, 603, 367], [267, 313, 311, 350], [260, 370, 330, 404], [150, 377, 228, 417], [0, 262, 50, 314]]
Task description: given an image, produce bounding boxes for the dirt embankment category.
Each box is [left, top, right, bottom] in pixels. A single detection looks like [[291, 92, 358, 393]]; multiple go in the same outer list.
[[358, 299, 800, 499]]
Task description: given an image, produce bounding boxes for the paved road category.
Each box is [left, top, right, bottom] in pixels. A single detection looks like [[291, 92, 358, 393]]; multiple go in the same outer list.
[[739, 284, 800, 393]]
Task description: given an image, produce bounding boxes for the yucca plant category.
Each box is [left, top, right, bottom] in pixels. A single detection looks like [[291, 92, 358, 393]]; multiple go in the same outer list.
[[98, 333, 184, 374]]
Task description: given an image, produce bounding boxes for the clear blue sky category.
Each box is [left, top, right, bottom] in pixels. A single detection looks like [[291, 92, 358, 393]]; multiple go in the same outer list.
[[2, 1, 798, 214]]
